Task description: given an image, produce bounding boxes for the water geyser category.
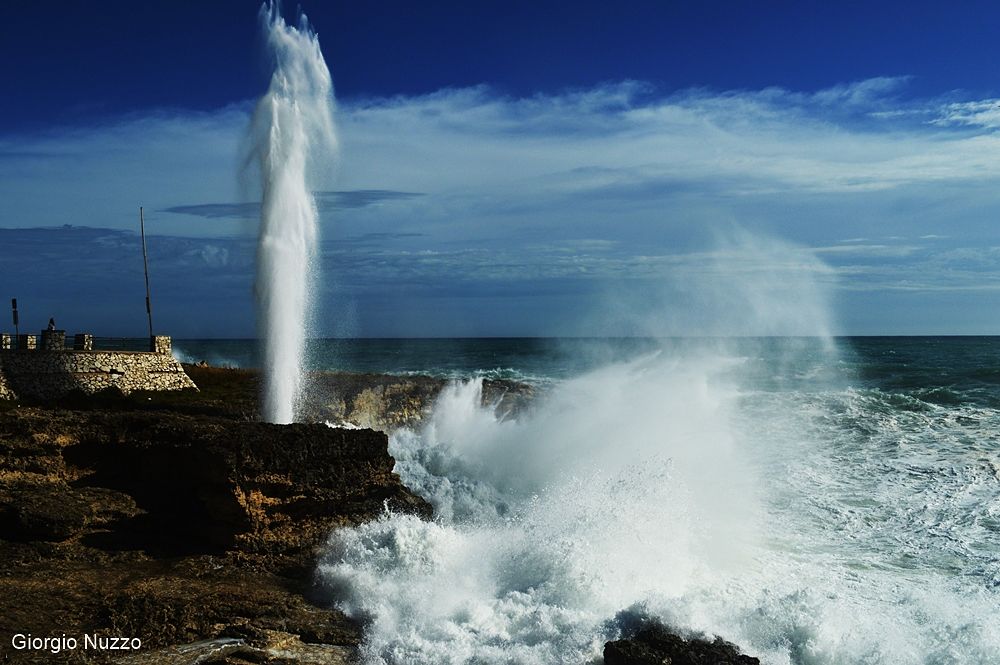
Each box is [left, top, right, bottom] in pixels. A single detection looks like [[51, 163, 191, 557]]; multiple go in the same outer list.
[[250, 3, 336, 424]]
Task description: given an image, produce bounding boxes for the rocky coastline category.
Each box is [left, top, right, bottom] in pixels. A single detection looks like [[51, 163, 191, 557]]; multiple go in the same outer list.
[[0, 413, 428, 662], [0, 364, 757, 664]]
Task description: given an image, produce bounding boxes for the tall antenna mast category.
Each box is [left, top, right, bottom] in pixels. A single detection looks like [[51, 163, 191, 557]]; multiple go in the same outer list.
[[140, 206, 154, 339]]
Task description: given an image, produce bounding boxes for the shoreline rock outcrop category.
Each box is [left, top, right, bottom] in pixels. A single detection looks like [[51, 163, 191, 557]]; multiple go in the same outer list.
[[0, 403, 429, 663], [604, 622, 760, 664]]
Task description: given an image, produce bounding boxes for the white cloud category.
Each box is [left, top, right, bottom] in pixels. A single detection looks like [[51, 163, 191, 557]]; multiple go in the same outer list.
[[334, 78, 1000, 202], [5, 78, 1000, 235], [808, 76, 912, 108], [4, 78, 1000, 333], [812, 244, 922, 258], [934, 100, 1000, 129], [0, 105, 251, 234]]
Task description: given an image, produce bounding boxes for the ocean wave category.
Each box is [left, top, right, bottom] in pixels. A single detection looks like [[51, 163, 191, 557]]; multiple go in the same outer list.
[[318, 350, 1000, 663], [171, 346, 246, 369], [385, 367, 554, 386]]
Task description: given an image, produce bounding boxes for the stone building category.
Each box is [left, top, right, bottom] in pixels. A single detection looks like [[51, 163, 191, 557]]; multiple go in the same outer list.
[[0, 331, 196, 401]]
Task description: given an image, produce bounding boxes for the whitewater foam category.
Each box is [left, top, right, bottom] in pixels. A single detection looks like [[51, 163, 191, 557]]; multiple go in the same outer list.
[[319, 350, 760, 663], [318, 341, 1000, 664]]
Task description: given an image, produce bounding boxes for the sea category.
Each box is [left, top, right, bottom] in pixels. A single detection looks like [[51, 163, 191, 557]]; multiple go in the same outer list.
[[175, 337, 1000, 664]]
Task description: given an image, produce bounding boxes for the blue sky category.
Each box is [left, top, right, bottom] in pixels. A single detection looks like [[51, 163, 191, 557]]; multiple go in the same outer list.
[[3, 1, 1000, 336]]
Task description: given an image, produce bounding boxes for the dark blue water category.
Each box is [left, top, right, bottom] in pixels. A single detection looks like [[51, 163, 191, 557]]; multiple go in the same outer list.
[[174, 336, 660, 381], [174, 335, 1000, 397]]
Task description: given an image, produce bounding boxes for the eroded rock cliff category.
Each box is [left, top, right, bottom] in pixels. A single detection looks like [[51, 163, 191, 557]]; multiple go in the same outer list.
[[0, 407, 430, 663]]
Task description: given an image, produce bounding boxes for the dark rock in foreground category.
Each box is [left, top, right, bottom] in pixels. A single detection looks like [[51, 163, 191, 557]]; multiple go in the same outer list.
[[605, 622, 760, 665], [0, 406, 430, 663]]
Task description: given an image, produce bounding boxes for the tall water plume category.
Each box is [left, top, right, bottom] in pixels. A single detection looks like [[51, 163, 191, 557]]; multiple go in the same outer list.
[[249, 3, 336, 423]]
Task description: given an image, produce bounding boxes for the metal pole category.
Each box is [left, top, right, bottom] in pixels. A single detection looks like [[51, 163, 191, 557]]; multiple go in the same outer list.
[[140, 207, 154, 339]]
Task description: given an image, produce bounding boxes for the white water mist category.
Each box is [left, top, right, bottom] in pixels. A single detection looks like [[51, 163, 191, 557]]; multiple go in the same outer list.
[[316, 235, 841, 664], [249, 3, 336, 423], [319, 353, 760, 664], [317, 229, 1000, 662]]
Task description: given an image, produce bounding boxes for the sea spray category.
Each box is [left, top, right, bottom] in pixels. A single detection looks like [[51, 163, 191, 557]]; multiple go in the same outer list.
[[319, 353, 761, 664], [320, 342, 1000, 664], [316, 233, 999, 663], [315, 235, 837, 663], [249, 3, 336, 423]]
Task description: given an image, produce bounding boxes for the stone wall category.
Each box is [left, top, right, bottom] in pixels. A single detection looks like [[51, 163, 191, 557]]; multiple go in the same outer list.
[[0, 369, 12, 401], [152, 335, 172, 354], [40, 330, 65, 351], [0, 349, 197, 400]]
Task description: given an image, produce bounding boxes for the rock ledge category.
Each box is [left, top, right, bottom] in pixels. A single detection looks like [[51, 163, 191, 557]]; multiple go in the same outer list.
[[0, 406, 429, 663]]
